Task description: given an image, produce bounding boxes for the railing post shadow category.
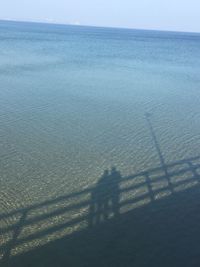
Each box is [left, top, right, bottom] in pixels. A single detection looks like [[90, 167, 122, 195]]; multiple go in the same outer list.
[[145, 172, 154, 202], [1, 209, 28, 266]]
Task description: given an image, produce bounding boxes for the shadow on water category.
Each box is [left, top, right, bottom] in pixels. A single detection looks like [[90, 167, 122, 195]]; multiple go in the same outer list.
[[1, 115, 200, 266], [89, 167, 121, 227], [145, 112, 173, 192]]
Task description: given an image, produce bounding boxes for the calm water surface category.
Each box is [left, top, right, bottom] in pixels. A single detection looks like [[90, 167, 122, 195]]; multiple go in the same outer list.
[[0, 21, 200, 265]]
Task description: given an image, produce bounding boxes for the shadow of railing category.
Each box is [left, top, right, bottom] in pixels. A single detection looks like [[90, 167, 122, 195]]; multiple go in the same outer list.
[[1, 154, 200, 265], [1, 112, 200, 266]]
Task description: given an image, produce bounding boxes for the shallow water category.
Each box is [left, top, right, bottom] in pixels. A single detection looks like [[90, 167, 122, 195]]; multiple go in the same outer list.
[[0, 21, 200, 263]]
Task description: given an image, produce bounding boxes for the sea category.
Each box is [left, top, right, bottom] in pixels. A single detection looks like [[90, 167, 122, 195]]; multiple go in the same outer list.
[[0, 20, 200, 266]]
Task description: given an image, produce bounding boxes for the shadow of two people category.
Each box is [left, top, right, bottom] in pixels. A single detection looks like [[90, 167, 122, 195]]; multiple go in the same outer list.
[[89, 167, 121, 227]]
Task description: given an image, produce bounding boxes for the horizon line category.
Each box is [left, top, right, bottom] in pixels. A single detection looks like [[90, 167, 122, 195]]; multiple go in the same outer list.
[[0, 18, 200, 35]]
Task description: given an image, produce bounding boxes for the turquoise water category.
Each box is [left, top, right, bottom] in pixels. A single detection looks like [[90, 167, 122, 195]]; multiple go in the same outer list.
[[0, 21, 200, 265]]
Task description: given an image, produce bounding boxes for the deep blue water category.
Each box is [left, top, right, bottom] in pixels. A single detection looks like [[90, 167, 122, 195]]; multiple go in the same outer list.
[[0, 20, 200, 266]]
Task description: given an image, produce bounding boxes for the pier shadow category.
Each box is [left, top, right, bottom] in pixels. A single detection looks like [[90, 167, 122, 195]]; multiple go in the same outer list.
[[4, 173, 200, 267], [1, 154, 200, 267], [1, 115, 200, 266], [0, 210, 28, 266]]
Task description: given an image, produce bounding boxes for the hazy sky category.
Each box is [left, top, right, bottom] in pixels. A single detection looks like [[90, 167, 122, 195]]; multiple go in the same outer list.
[[0, 0, 199, 32]]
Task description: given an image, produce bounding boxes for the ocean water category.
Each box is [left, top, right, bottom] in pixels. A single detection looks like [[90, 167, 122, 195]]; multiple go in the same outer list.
[[0, 21, 200, 266]]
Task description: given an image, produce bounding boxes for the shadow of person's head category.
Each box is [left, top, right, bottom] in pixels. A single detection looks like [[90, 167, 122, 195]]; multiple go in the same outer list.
[[110, 166, 121, 181], [103, 169, 109, 177]]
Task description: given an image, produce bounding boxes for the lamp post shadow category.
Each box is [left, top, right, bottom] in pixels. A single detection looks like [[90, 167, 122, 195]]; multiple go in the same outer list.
[[89, 167, 121, 228]]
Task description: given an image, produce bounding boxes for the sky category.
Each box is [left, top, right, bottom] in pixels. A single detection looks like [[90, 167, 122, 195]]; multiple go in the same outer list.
[[0, 0, 200, 33]]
